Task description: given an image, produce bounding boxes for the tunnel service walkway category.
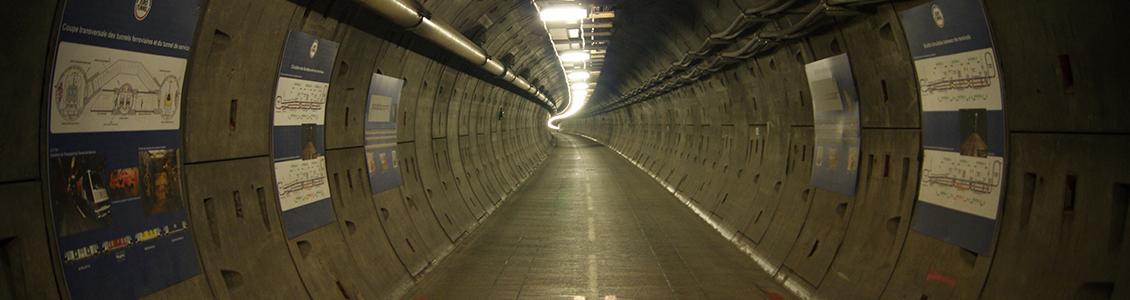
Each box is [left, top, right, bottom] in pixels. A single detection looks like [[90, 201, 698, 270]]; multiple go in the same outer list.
[[406, 134, 791, 299]]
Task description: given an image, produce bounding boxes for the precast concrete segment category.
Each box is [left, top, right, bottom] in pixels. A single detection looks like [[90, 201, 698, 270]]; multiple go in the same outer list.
[[406, 133, 794, 299]]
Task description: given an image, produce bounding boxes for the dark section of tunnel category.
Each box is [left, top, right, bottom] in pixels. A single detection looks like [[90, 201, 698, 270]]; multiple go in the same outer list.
[[1, 0, 1129, 299]]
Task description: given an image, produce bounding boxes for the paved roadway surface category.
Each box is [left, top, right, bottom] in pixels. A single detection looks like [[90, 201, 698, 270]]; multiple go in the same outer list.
[[406, 133, 790, 299]]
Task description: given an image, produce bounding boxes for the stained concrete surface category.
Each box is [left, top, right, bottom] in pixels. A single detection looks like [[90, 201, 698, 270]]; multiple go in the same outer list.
[[407, 133, 791, 299]]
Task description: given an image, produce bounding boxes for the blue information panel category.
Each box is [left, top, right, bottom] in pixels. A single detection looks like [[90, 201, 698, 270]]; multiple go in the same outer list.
[[901, 0, 1005, 254], [363, 73, 405, 194], [45, 0, 203, 298], [806, 54, 861, 196], [271, 32, 340, 239]]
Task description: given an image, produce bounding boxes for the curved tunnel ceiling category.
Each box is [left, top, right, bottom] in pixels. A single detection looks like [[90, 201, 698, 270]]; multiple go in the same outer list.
[[589, 0, 752, 113], [419, 0, 572, 109]]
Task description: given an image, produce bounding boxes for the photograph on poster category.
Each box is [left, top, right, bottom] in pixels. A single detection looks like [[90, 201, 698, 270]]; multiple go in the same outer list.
[[139, 149, 183, 216], [379, 152, 389, 171], [367, 152, 376, 173], [300, 123, 319, 160], [50, 153, 113, 236], [959, 109, 989, 157], [108, 167, 139, 199]]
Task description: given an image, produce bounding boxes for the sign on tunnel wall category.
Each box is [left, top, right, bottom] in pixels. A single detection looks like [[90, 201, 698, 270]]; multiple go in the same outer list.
[[901, 0, 1006, 254], [806, 53, 861, 196], [271, 31, 340, 239], [44, 0, 203, 298], [364, 73, 405, 194]]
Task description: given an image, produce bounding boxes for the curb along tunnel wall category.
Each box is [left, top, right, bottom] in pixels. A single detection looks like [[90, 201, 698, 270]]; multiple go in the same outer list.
[[563, 1, 1130, 299], [3, 0, 1130, 299], [3, 0, 552, 299]]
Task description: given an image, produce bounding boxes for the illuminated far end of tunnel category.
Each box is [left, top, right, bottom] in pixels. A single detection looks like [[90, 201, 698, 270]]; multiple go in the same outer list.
[[547, 92, 587, 130]]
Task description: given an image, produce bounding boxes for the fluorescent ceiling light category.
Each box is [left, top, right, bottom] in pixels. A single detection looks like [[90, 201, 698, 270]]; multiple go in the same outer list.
[[571, 82, 590, 90], [560, 51, 590, 62], [568, 71, 591, 81], [568, 28, 581, 38], [540, 6, 587, 22]]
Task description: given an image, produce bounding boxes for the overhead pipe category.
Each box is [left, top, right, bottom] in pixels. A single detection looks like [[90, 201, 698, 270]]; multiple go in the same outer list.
[[355, 0, 556, 109]]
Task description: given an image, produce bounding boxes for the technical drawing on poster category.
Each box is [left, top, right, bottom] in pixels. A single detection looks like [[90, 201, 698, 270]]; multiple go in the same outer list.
[[273, 76, 329, 126], [274, 157, 332, 211], [916, 48, 1002, 112], [51, 42, 185, 134], [919, 149, 1003, 219]]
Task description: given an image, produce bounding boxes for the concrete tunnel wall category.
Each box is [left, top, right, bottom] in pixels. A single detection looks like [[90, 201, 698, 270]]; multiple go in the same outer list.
[[3, 0, 559, 299], [563, 1, 1130, 299]]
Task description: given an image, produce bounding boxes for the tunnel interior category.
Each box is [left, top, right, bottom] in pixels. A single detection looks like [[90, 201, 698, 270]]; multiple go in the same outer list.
[[2, 0, 1129, 299]]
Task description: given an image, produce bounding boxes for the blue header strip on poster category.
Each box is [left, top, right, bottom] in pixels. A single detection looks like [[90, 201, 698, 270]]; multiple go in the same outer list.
[[278, 32, 337, 82], [900, 0, 994, 59], [59, 0, 198, 58]]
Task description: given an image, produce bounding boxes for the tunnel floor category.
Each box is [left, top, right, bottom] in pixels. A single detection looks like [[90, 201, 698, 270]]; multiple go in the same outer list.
[[406, 133, 790, 299]]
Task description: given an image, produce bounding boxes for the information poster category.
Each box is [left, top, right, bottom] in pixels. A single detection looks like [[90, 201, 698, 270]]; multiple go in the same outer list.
[[901, 0, 1005, 254], [364, 73, 404, 194], [45, 0, 202, 298], [272, 32, 340, 239], [806, 54, 861, 196]]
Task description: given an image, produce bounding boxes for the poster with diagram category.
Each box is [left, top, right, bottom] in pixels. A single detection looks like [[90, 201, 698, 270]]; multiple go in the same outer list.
[[806, 54, 861, 196], [364, 73, 404, 194], [901, 0, 1005, 254], [272, 31, 340, 239], [45, 0, 203, 298]]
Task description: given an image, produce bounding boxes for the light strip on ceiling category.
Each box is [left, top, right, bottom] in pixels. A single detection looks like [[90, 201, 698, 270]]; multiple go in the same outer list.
[[534, 1, 602, 129], [539, 5, 588, 22]]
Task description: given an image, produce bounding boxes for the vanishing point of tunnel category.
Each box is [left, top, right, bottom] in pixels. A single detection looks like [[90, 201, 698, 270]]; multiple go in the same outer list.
[[2, 0, 1128, 299]]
